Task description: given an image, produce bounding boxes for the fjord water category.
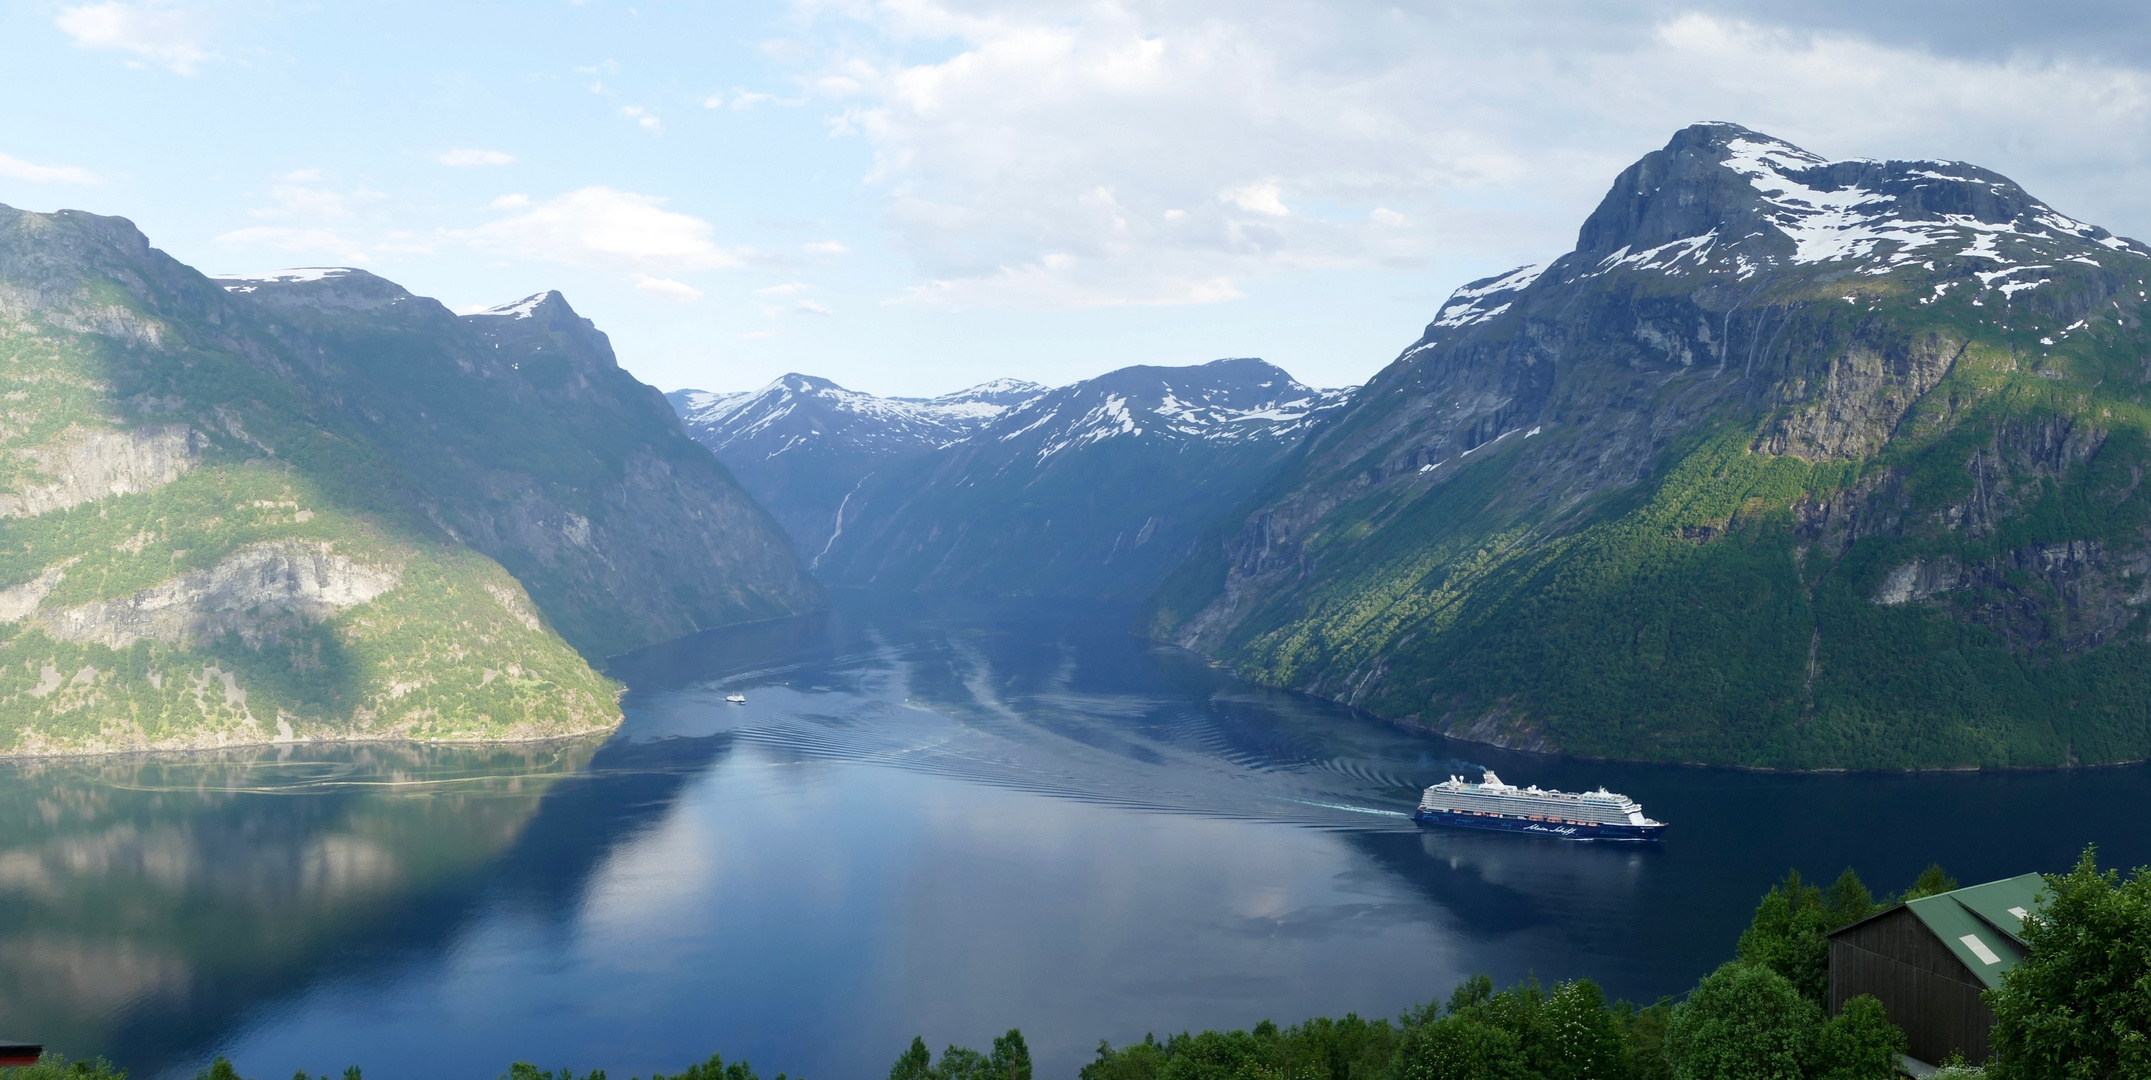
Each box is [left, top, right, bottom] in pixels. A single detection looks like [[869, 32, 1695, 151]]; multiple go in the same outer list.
[[6, 596, 2149, 1080]]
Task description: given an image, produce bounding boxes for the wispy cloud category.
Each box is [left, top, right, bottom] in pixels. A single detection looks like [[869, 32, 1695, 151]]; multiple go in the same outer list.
[[749, 281, 833, 317], [214, 226, 377, 263], [0, 151, 102, 184], [55, 2, 215, 75], [215, 169, 404, 263], [463, 187, 743, 274], [802, 239, 849, 256], [800, 0, 2151, 311], [634, 275, 703, 302], [619, 105, 662, 133], [435, 148, 516, 168]]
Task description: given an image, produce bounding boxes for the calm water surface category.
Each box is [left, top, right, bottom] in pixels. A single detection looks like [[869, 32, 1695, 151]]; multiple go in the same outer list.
[[3, 593, 2148, 1079]]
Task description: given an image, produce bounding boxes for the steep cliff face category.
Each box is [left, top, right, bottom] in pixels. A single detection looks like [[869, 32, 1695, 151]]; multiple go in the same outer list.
[[227, 276, 820, 657], [1146, 123, 2151, 770], [816, 358, 1349, 601], [0, 203, 818, 754]]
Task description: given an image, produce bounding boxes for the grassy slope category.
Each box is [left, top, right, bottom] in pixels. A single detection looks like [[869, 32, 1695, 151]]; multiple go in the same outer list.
[[0, 230, 618, 753], [1150, 256, 2151, 769]]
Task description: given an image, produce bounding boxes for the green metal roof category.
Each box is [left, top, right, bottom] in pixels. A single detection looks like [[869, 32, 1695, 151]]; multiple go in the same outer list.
[[1903, 872, 2047, 989]]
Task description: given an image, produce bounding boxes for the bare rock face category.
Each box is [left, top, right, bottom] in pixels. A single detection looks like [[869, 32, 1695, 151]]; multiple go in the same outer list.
[[1755, 335, 1966, 461], [24, 541, 400, 651], [0, 425, 202, 518], [1145, 122, 2151, 770]]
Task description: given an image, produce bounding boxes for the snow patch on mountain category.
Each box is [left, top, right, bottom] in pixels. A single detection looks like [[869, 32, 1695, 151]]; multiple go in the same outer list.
[[210, 267, 354, 293], [671, 373, 1049, 460], [471, 293, 550, 320], [1430, 263, 1546, 330]]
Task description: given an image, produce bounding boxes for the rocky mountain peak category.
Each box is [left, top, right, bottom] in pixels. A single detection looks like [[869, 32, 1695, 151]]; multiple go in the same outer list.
[[1574, 121, 2142, 276], [460, 286, 580, 329], [1424, 122, 2149, 337], [990, 358, 1349, 458]]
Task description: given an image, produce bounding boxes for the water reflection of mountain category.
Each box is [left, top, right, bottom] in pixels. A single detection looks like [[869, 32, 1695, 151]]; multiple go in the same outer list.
[[0, 736, 727, 1076]]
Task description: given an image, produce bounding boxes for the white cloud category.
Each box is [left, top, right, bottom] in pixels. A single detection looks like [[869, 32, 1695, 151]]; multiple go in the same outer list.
[[463, 187, 743, 274], [701, 94, 725, 109], [739, 330, 778, 340], [214, 226, 375, 263], [249, 170, 383, 221], [215, 169, 400, 263], [619, 105, 662, 132], [436, 148, 516, 168], [1220, 181, 1288, 217], [0, 152, 101, 184], [750, 281, 832, 317], [802, 239, 850, 255], [728, 91, 778, 110], [797, 1, 2151, 311], [634, 275, 704, 302], [55, 2, 215, 75]]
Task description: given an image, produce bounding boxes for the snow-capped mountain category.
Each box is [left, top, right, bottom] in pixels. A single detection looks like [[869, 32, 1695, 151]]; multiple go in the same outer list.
[[668, 374, 1045, 460], [664, 374, 1046, 559], [986, 357, 1350, 463], [810, 358, 1353, 600], [1149, 121, 2151, 771], [1428, 123, 2147, 336]]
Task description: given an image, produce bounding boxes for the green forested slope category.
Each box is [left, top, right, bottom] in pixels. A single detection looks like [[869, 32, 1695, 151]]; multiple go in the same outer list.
[[1147, 123, 2151, 769], [0, 204, 815, 753]]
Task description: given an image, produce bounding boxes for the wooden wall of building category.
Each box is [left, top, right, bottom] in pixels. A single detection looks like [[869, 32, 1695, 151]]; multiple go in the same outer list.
[[1829, 908, 1995, 1065]]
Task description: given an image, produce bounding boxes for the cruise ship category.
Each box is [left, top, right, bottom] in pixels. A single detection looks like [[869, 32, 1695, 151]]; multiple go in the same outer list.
[[1415, 771, 1666, 840]]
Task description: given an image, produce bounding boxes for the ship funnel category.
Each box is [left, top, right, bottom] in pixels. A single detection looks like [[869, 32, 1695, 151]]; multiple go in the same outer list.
[[1480, 770, 1505, 789]]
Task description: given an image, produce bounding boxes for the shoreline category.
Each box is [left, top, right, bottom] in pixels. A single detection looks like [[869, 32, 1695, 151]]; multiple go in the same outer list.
[[0, 723, 621, 762], [1146, 633, 2150, 776]]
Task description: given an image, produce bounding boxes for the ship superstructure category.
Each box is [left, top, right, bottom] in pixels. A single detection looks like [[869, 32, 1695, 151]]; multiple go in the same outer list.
[[1415, 771, 1666, 840]]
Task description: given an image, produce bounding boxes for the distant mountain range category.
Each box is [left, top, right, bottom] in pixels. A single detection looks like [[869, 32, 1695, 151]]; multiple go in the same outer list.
[[667, 375, 1045, 557], [0, 206, 817, 754], [674, 358, 1349, 600], [1145, 122, 2151, 770]]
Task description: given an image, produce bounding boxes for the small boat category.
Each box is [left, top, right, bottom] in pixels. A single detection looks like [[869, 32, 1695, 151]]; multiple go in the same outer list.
[[725, 693, 747, 704]]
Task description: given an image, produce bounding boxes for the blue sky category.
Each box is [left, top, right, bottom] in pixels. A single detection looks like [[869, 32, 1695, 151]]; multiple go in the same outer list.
[[5, 1, 2150, 397]]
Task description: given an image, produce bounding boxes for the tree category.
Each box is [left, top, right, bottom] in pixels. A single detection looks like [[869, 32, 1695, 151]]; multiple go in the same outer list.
[[1809, 995, 1905, 1080], [987, 1031, 1032, 1080], [1737, 871, 1834, 1004], [1736, 869, 1883, 1005], [1153, 1030, 1272, 1080], [887, 1033, 1035, 1080], [1987, 846, 2151, 1079], [1618, 1000, 1676, 1080], [1541, 980, 1624, 1080], [1080, 1037, 1169, 1080], [890, 1039, 935, 1080], [1387, 1017, 1532, 1080], [1663, 962, 1819, 1080], [1900, 864, 1958, 902], [2, 1054, 129, 1079]]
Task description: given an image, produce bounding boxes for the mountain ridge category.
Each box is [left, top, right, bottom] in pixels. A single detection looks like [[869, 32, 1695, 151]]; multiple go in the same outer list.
[[0, 204, 817, 755], [1144, 122, 2151, 770], [809, 357, 1351, 600], [667, 373, 1049, 558]]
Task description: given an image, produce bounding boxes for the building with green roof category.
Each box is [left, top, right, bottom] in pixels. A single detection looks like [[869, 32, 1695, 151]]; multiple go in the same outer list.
[[1827, 872, 2044, 1067]]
